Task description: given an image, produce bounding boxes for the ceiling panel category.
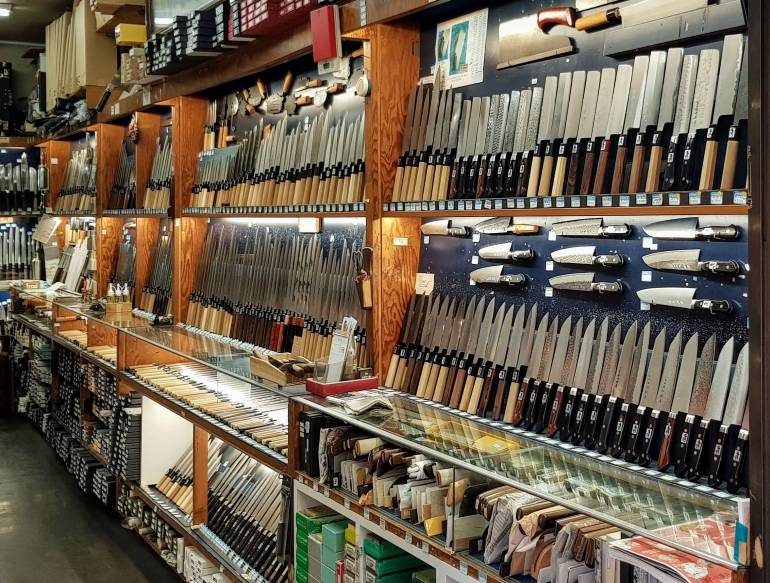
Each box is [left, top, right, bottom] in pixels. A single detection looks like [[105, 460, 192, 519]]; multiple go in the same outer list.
[[0, 0, 72, 44]]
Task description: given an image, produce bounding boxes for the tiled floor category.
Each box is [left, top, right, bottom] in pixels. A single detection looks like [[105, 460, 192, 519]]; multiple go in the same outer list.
[[0, 417, 180, 582]]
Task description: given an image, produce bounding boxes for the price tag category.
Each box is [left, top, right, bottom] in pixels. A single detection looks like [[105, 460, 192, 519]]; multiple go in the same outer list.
[[473, 200, 483, 210], [545, 261, 554, 271], [555, 196, 565, 208], [586, 195, 596, 207], [506, 198, 515, 209], [652, 193, 663, 206], [570, 196, 580, 208], [636, 193, 648, 205], [472, 233, 481, 243], [363, 508, 370, 520], [710, 191, 723, 205], [667, 192, 681, 205], [421, 541, 430, 554], [543, 197, 553, 208], [525, 198, 535, 209], [423, 236, 430, 245], [479, 572, 488, 583], [323, 487, 330, 497], [459, 561, 468, 575], [379, 518, 386, 529], [641, 270, 652, 282], [344, 499, 350, 510], [602, 196, 613, 207], [544, 287, 554, 298], [548, 230, 557, 241], [405, 532, 412, 544], [494, 199, 503, 210], [619, 195, 630, 207], [734, 191, 748, 205]]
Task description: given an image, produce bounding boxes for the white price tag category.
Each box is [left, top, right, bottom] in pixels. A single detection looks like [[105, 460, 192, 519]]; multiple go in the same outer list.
[[545, 260, 554, 272], [379, 518, 386, 529], [471, 255, 479, 265], [641, 270, 652, 282], [421, 541, 429, 554], [642, 236, 655, 249], [323, 487, 330, 497], [423, 236, 430, 245], [459, 561, 468, 575], [640, 301, 650, 311], [479, 572, 487, 583], [472, 233, 481, 243], [363, 508, 370, 520], [393, 237, 408, 246], [548, 230, 556, 241], [405, 532, 412, 544], [344, 499, 350, 510], [545, 287, 553, 298]]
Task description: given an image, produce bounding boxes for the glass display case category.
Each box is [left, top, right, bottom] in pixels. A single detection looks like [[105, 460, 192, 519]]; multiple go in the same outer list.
[[295, 390, 747, 569]]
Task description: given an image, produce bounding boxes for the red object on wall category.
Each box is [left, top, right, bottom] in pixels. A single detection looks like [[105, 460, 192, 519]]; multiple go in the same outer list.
[[310, 5, 340, 63]]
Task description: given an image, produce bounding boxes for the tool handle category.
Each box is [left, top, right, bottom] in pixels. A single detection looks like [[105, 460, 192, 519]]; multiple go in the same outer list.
[[449, 157, 463, 199], [492, 152, 509, 197], [565, 141, 582, 196], [680, 133, 697, 190], [491, 367, 512, 421], [457, 156, 471, 199], [527, 154, 543, 197], [698, 126, 719, 190], [432, 363, 451, 402], [610, 134, 629, 194], [424, 352, 443, 398], [503, 375, 523, 423], [594, 280, 623, 293], [465, 156, 481, 199], [596, 396, 622, 453], [413, 156, 428, 201], [435, 156, 452, 201], [692, 299, 732, 314], [673, 414, 700, 477], [476, 364, 498, 417], [699, 225, 740, 240], [537, 142, 556, 196], [392, 158, 406, 202], [551, 143, 569, 196], [545, 385, 567, 437], [645, 131, 665, 192], [726, 428, 749, 493], [512, 377, 532, 425], [703, 260, 740, 274], [459, 365, 479, 411], [662, 134, 680, 191], [684, 418, 710, 480], [558, 387, 582, 441], [582, 394, 605, 449], [628, 131, 647, 194], [483, 153, 498, 198], [412, 355, 430, 397], [512, 249, 536, 262], [595, 254, 623, 267], [503, 152, 520, 197], [657, 412, 678, 471], [720, 126, 741, 190], [448, 357, 470, 409], [424, 158, 438, 201], [475, 154, 490, 198], [516, 151, 533, 197], [609, 402, 636, 458], [500, 274, 526, 286], [579, 141, 597, 195], [441, 356, 461, 406], [575, 8, 620, 30], [707, 424, 730, 487], [592, 138, 611, 194]]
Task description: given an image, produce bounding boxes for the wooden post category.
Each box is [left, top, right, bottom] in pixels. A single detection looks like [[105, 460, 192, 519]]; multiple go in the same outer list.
[[345, 21, 420, 378], [172, 217, 207, 324], [96, 123, 126, 216], [748, 0, 767, 579], [135, 111, 163, 209], [192, 425, 209, 526], [171, 96, 207, 216], [42, 140, 72, 211]]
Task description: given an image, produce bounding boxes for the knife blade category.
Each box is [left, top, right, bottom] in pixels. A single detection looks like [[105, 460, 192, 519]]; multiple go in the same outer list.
[[597, 321, 638, 451], [593, 63, 632, 194], [720, 45, 748, 190], [571, 317, 608, 444], [527, 76, 559, 197], [551, 246, 623, 268], [512, 312, 549, 425], [642, 249, 740, 274], [455, 297, 496, 411], [645, 48, 684, 193], [549, 272, 623, 294], [583, 322, 620, 447], [516, 86, 544, 197], [466, 302, 510, 414], [610, 56, 648, 193], [454, 97, 481, 199], [637, 287, 733, 314], [661, 53, 699, 191], [580, 67, 616, 195], [700, 34, 744, 190], [547, 316, 584, 437], [478, 242, 535, 263], [470, 265, 526, 287], [503, 303, 538, 423], [553, 217, 631, 238], [537, 72, 573, 196], [447, 296, 483, 409], [552, 70, 586, 196], [566, 70, 600, 195], [574, 0, 707, 31], [473, 303, 516, 416], [643, 216, 740, 241], [492, 302, 527, 420]]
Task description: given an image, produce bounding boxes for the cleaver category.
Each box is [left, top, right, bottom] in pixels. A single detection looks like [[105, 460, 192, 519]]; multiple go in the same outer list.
[[497, 14, 575, 70]]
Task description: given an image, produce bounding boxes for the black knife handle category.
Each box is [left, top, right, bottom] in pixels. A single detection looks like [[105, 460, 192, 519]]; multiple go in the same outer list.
[[566, 141, 583, 196], [707, 424, 730, 488], [726, 428, 749, 493], [533, 382, 558, 434], [502, 153, 520, 197], [596, 396, 621, 453], [582, 394, 607, 450], [492, 152, 509, 198], [521, 379, 544, 430], [662, 135, 680, 191], [699, 225, 741, 241], [673, 414, 701, 477], [571, 392, 594, 445], [684, 418, 713, 481], [679, 132, 697, 190], [465, 155, 480, 199], [609, 402, 636, 458], [692, 299, 733, 314], [559, 387, 583, 441], [638, 409, 667, 467], [703, 260, 740, 274], [595, 254, 624, 267], [515, 151, 533, 198], [481, 153, 497, 198]]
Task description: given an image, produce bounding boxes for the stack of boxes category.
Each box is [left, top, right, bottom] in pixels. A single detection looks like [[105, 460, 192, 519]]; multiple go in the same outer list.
[[320, 520, 346, 583], [296, 506, 343, 583], [363, 535, 432, 583], [344, 524, 358, 583]]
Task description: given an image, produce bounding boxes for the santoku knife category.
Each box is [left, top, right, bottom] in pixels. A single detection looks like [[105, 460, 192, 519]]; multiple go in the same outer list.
[[637, 287, 732, 313], [642, 249, 740, 274]]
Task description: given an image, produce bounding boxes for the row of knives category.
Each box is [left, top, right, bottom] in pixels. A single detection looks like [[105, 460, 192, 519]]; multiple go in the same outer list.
[[0, 223, 41, 280], [0, 151, 47, 213], [54, 135, 97, 213], [393, 34, 747, 202], [191, 111, 365, 209], [385, 294, 748, 492], [424, 215, 742, 310]]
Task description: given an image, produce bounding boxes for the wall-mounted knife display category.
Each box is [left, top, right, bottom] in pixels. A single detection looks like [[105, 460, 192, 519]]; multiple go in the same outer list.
[[53, 133, 97, 214], [384, 292, 748, 492], [111, 223, 136, 303], [106, 142, 136, 211], [181, 221, 369, 369], [135, 226, 171, 319], [144, 131, 174, 211], [393, 34, 747, 202], [0, 151, 45, 214], [51, 218, 97, 296], [0, 223, 43, 280]]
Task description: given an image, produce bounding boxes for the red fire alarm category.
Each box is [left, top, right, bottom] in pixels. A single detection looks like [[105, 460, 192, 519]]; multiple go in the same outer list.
[[310, 5, 341, 64]]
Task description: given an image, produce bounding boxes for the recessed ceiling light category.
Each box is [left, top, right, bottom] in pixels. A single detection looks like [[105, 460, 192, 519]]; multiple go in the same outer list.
[[0, 4, 12, 17]]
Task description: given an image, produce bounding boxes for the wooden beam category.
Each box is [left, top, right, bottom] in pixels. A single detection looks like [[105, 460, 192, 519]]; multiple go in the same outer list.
[[192, 425, 209, 526], [96, 123, 127, 216], [172, 97, 207, 215], [173, 217, 207, 324]]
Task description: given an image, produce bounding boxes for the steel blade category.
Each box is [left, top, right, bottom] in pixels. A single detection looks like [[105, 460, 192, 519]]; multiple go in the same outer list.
[[577, 70, 601, 140], [563, 71, 586, 141], [713, 34, 744, 123], [642, 249, 702, 272], [629, 322, 651, 404], [606, 63, 633, 136], [670, 332, 699, 414], [672, 54, 699, 135], [624, 55, 649, 132], [722, 343, 748, 426], [537, 77, 558, 143], [688, 49, 721, 133], [527, 313, 550, 378], [572, 318, 596, 389], [547, 316, 572, 383], [639, 327, 666, 408], [505, 303, 527, 368], [689, 334, 716, 417], [657, 48, 684, 130], [551, 246, 597, 265], [703, 337, 734, 421], [552, 72, 573, 140], [654, 330, 683, 411], [524, 86, 544, 151], [611, 321, 638, 398], [518, 303, 539, 369], [587, 318, 610, 394], [592, 67, 616, 139], [493, 304, 515, 364], [640, 50, 667, 130]]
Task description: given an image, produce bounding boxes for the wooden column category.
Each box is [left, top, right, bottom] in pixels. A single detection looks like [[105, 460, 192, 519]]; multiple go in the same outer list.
[[748, 0, 767, 579], [96, 123, 126, 216], [346, 21, 420, 378], [192, 425, 209, 526], [42, 140, 72, 211], [135, 217, 162, 308], [135, 111, 163, 209], [173, 216, 207, 324], [171, 96, 207, 216]]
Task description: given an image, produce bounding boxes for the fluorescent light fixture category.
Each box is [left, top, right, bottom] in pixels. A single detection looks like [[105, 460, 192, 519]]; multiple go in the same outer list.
[[0, 4, 11, 17], [154, 16, 173, 26]]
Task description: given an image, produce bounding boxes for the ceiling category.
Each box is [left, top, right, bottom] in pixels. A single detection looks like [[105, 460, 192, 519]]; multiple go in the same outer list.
[[0, 0, 72, 44]]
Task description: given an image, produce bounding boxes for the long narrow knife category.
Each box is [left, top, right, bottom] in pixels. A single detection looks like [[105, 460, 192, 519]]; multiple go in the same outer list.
[[593, 64, 632, 194], [580, 68, 616, 195], [557, 318, 596, 440], [720, 47, 748, 190], [537, 72, 573, 196], [610, 56, 648, 193], [503, 303, 539, 423], [551, 71, 586, 196], [566, 70, 600, 195], [525, 77, 558, 197]]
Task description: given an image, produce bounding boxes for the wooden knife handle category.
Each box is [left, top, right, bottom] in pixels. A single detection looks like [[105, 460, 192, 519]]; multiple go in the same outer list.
[[475, 155, 489, 198], [545, 386, 567, 437], [656, 414, 677, 471], [393, 355, 409, 390], [412, 157, 428, 201], [537, 143, 556, 196], [698, 127, 719, 190], [424, 160, 437, 202], [448, 364, 468, 409], [425, 357, 443, 399], [527, 155, 543, 197], [435, 159, 452, 200], [610, 135, 629, 194], [414, 358, 432, 397], [476, 365, 498, 417], [550, 145, 569, 196], [592, 138, 611, 194], [575, 8, 620, 30], [466, 374, 486, 414], [645, 141, 664, 193], [491, 369, 509, 421], [627, 132, 647, 194], [449, 158, 463, 199], [565, 141, 582, 195], [503, 378, 522, 423], [512, 379, 531, 425], [458, 368, 478, 411], [579, 142, 596, 195], [720, 126, 740, 190], [442, 361, 460, 406], [432, 364, 450, 402]]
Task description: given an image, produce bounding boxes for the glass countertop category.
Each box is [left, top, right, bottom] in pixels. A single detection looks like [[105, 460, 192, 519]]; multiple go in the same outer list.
[[295, 390, 746, 568]]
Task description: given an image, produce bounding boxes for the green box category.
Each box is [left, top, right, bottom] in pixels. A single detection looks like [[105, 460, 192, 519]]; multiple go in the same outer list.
[[322, 546, 344, 568], [322, 564, 336, 583], [322, 521, 348, 552], [364, 553, 426, 576], [363, 535, 406, 561], [364, 568, 415, 583]]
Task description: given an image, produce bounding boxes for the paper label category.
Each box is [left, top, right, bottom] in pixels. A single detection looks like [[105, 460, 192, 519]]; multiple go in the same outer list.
[[415, 273, 435, 295], [393, 237, 408, 246]]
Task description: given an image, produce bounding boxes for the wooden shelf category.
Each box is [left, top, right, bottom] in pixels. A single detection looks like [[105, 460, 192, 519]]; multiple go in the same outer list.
[[295, 474, 506, 583], [120, 372, 289, 475]]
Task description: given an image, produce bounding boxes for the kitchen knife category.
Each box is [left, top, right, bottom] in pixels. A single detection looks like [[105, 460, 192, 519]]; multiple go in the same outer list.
[[474, 217, 540, 235], [643, 216, 740, 240], [610, 56, 648, 193], [580, 68, 615, 195], [594, 64, 632, 194], [637, 287, 732, 314], [566, 70, 600, 195], [720, 46, 748, 190], [538, 72, 573, 196], [642, 249, 740, 275], [553, 217, 631, 238], [549, 272, 623, 294], [551, 71, 586, 196], [551, 246, 623, 268], [478, 243, 535, 262], [661, 53, 699, 191], [470, 265, 527, 287]]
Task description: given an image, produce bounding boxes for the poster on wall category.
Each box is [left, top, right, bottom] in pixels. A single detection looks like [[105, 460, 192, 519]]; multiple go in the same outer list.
[[434, 8, 488, 89]]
